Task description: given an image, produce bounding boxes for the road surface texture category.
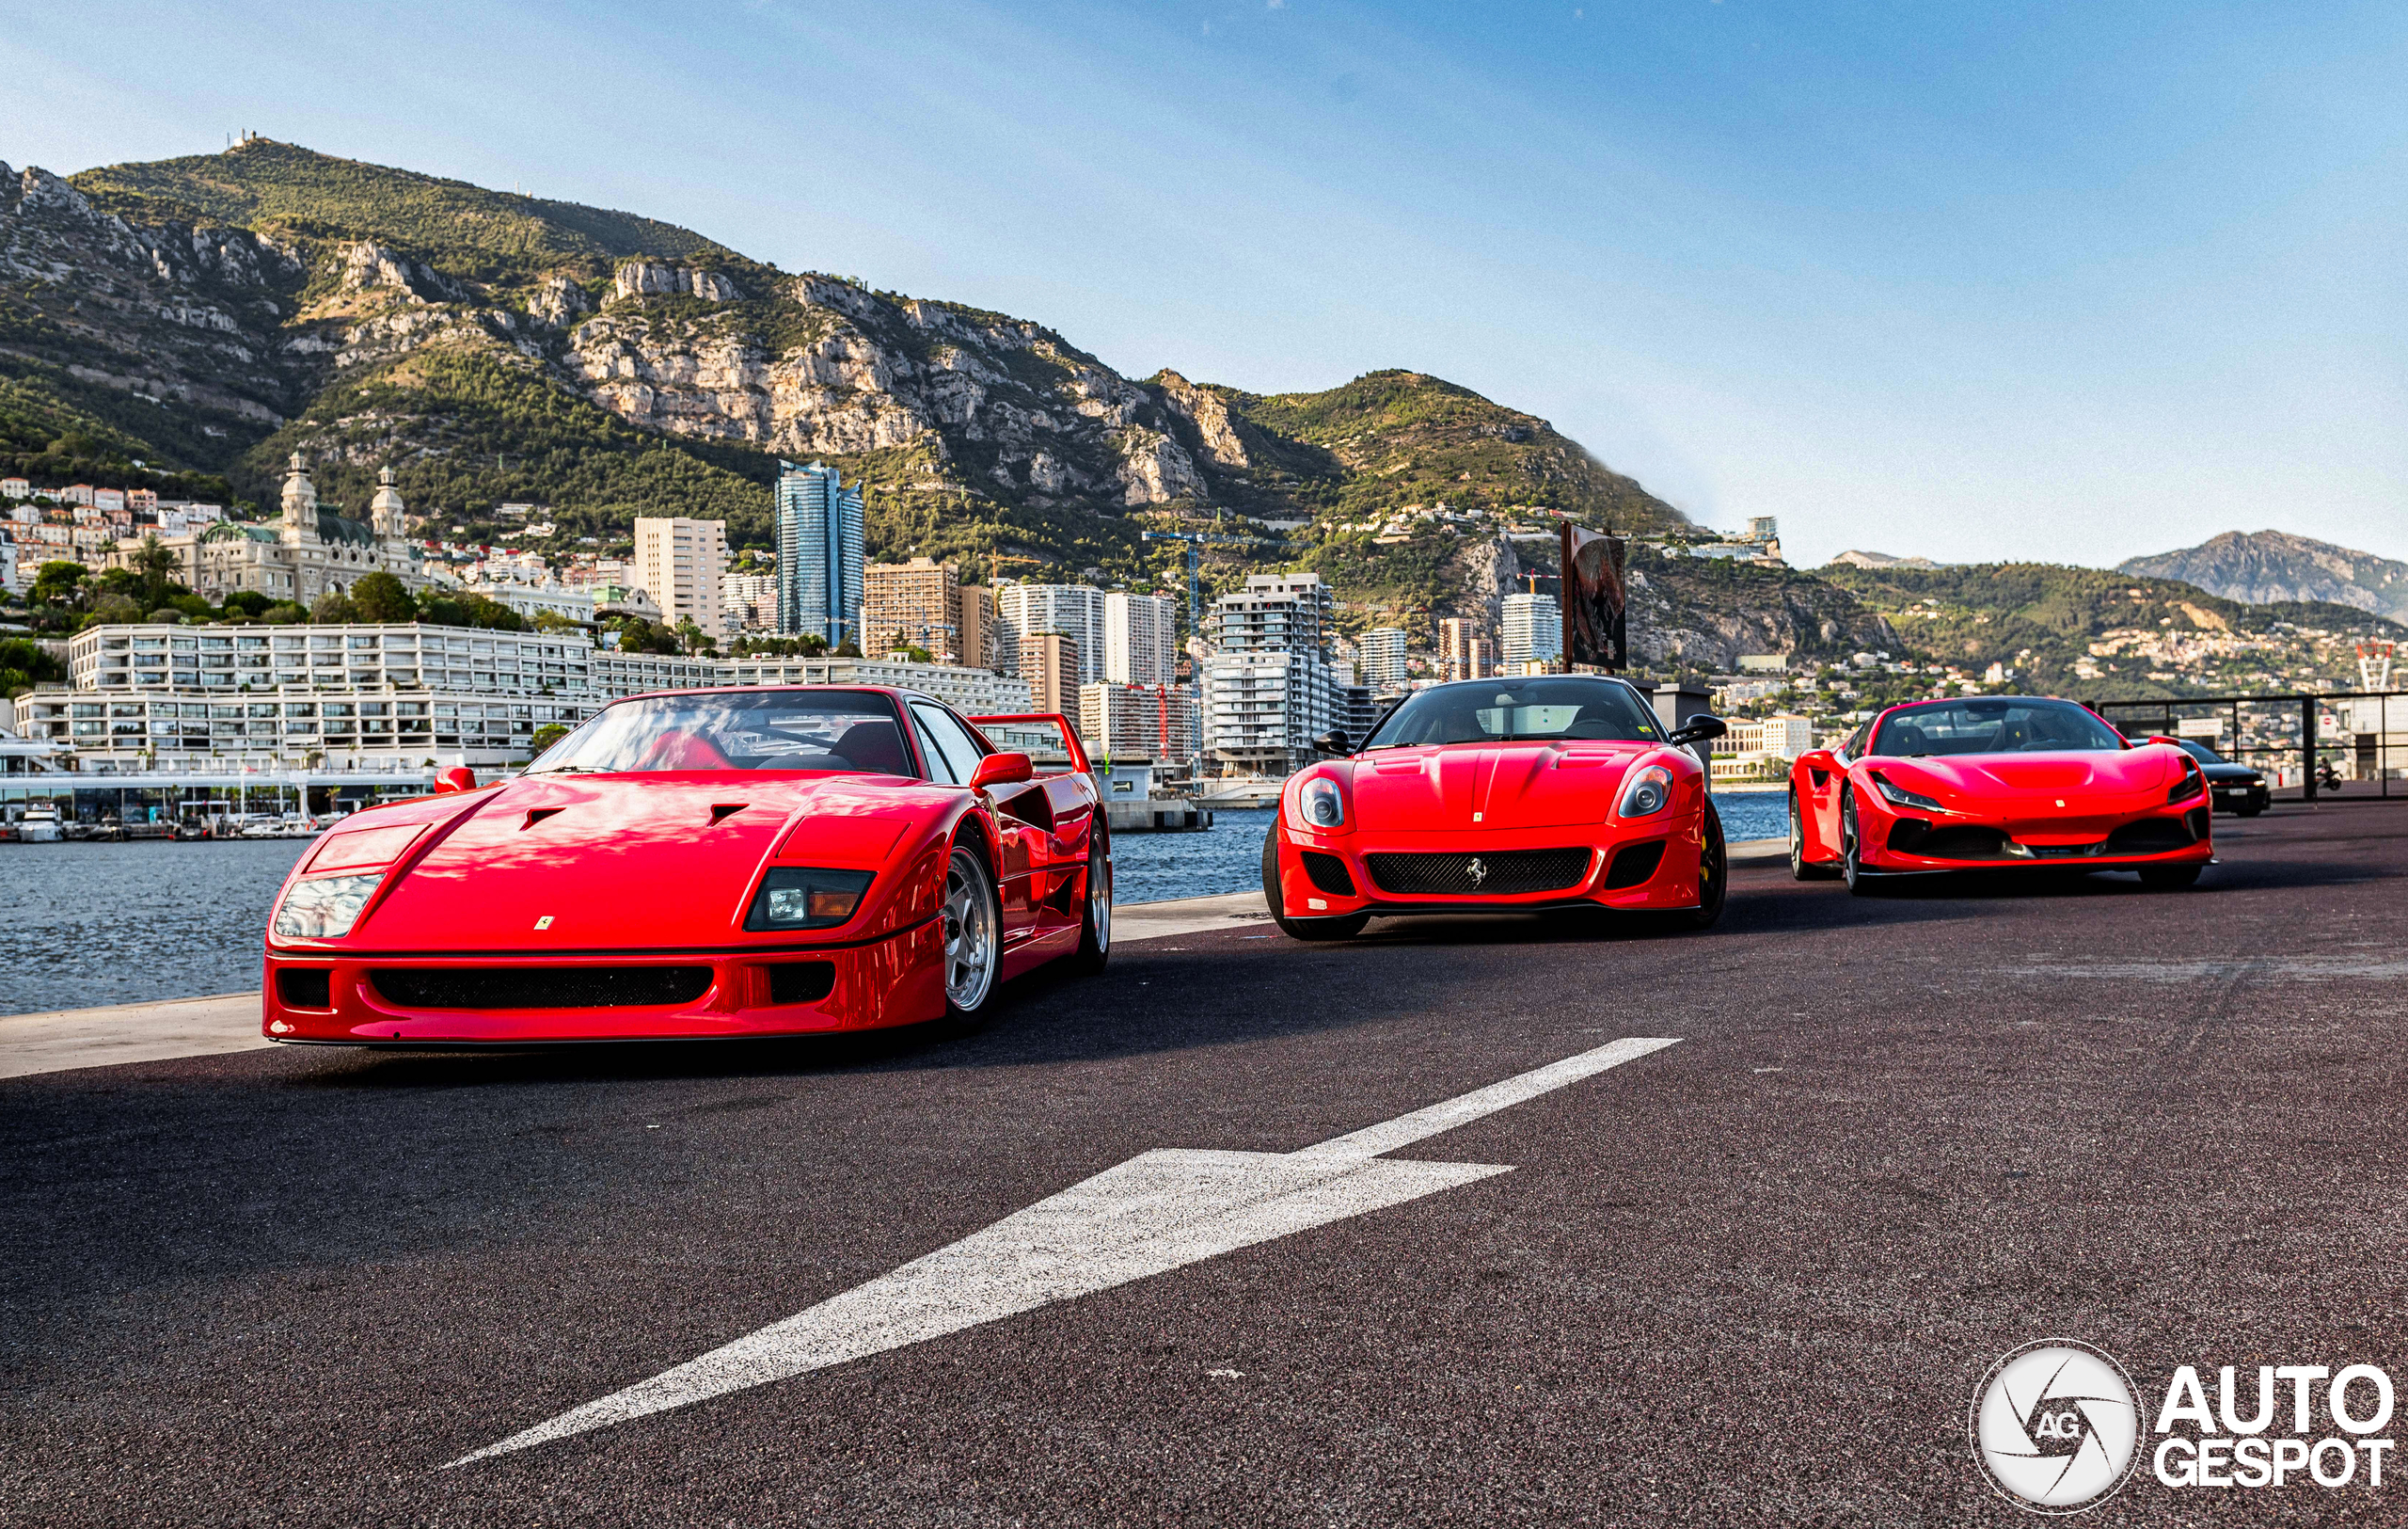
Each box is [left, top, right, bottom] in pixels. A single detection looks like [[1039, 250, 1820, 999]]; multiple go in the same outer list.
[[5, 805, 2403, 1525]]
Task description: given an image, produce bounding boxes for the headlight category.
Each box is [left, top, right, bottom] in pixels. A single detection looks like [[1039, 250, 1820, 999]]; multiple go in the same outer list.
[[1872, 772, 1944, 813], [1618, 764, 1673, 818], [272, 874, 383, 940], [1290, 776, 1346, 831], [745, 868, 875, 931]]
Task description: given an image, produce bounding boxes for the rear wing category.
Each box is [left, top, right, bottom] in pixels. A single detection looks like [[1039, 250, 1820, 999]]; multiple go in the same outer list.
[[967, 712, 1092, 774]]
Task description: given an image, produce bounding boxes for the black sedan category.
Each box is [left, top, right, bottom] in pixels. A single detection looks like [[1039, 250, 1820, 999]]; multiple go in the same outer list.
[[2163, 737, 2270, 816]]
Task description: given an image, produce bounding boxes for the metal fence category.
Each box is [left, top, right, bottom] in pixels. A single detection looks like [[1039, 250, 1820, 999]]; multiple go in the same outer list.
[[2089, 690, 2408, 801]]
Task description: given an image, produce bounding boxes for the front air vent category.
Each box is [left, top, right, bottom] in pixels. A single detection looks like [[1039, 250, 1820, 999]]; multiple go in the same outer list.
[[371, 965, 712, 1010], [2105, 817, 2197, 854], [1365, 848, 1592, 897], [1602, 841, 1666, 889], [1300, 851, 1357, 897], [765, 962, 837, 1006], [276, 967, 333, 1010]]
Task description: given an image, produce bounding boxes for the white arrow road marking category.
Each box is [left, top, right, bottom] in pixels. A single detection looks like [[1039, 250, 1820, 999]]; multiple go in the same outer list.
[[450, 1035, 1679, 1466]]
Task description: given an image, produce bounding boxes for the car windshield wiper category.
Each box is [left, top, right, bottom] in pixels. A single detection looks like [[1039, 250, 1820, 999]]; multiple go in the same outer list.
[[530, 764, 614, 774]]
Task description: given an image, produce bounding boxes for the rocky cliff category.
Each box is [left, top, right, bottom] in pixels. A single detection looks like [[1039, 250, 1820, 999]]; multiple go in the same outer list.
[[0, 139, 1689, 604]]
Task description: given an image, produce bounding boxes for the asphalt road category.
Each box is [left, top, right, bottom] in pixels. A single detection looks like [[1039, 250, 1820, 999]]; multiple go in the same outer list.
[[5, 805, 2406, 1526]]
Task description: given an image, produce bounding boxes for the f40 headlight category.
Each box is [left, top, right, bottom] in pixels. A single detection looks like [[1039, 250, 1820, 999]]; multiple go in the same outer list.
[[746, 868, 875, 931], [272, 873, 383, 940], [1618, 764, 1673, 818], [1872, 772, 1944, 813], [1290, 776, 1347, 832]]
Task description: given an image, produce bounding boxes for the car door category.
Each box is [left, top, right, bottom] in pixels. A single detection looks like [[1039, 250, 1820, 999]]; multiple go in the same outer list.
[[910, 701, 1047, 949], [1808, 723, 1867, 849]]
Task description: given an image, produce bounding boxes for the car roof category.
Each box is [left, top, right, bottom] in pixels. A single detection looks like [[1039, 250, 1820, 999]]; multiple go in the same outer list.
[[594, 683, 940, 707]]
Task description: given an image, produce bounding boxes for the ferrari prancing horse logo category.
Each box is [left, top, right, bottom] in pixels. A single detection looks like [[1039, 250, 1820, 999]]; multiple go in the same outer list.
[[1466, 856, 1489, 888]]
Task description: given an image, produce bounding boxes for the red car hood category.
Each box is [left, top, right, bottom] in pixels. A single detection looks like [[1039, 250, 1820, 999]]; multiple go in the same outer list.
[[1347, 741, 1649, 830], [343, 772, 931, 951], [1878, 748, 2177, 803]]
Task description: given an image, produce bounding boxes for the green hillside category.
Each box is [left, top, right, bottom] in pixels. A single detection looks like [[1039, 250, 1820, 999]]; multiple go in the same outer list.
[[1821, 561, 2402, 695], [1216, 371, 1687, 535], [72, 139, 729, 285]]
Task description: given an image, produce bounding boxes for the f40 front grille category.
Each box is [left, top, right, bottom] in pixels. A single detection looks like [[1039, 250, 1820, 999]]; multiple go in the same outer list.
[[370, 965, 714, 1010], [1364, 847, 1592, 897]]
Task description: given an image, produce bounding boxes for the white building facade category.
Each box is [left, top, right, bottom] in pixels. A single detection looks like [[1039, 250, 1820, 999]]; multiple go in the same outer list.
[[1500, 593, 1562, 673], [1103, 592, 1180, 686], [633, 517, 728, 634], [997, 583, 1107, 684]]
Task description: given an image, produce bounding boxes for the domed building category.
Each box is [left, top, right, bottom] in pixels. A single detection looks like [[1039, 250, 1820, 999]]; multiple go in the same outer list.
[[187, 456, 427, 605]]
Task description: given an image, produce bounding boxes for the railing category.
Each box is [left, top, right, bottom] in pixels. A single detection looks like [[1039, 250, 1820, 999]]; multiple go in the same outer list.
[[2087, 690, 2408, 802]]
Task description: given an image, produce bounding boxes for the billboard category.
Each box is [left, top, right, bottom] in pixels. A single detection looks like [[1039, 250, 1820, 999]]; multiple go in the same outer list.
[[1558, 524, 1628, 671]]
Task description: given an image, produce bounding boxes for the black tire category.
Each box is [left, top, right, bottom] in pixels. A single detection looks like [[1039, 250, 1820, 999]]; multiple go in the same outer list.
[[1841, 785, 1873, 897], [1261, 827, 1370, 941], [1679, 799, 1728, 929], [1070, 834, 1112, 973], [1790, 788, 1840, 881], [2139, 864, 2202, 890], [940, 841, 1004, 1027]]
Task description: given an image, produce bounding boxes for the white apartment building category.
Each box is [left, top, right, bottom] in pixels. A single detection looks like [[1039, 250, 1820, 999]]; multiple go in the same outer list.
[[633, 517, 728, 633], [1500, 593, 1562, 672], [721, 571, 779, 633], [1355, 627, 1409, 693], [1104, 592, 1180, 685], [1205, 651, 1331, 773], [19, 623, 1029, 772], [1079, 682, 1200, 760], [1724, 713, 1816, 759], [997, 583, 1106, 684]]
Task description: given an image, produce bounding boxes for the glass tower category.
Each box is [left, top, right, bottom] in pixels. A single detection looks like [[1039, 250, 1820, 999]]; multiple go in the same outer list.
[[774, 460, 865, 646]]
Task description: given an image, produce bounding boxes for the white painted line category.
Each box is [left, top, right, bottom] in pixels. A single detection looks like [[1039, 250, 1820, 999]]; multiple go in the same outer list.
[[0, 993, 267, 1080], [1299, 1036, 1679, 1160], [450, 1034, 1682, 1466]]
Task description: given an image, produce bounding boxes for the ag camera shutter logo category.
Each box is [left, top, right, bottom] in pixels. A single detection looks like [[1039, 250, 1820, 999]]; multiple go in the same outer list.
[[1971, 1340, 2142, 1513]]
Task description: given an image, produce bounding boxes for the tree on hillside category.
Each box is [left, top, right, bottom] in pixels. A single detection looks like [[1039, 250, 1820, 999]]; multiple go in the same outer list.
[[311, 588, 359, 623], [351, 571, 418, 622]]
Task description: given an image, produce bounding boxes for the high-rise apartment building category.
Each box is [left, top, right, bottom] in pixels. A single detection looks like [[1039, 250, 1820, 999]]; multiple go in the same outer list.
[[863, 557, 961, 661], [1499, 593, 1562, 673], [996, 583, 1106, 684], [1203, 573, 1338, 775], [953, 581, 999, 675], [1104, 591, 1180, 685], [632, 517, 728, 636], [1355, 627, 1409, 693], [1439, 617, 1495, 683], [774, 460, 864, 646], [1021, 632, 1081, 716], [1079, 682, 1200, 760]]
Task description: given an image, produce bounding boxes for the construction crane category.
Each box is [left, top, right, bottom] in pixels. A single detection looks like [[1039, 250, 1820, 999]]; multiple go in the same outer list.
[[1141, 528, 1291, 645]]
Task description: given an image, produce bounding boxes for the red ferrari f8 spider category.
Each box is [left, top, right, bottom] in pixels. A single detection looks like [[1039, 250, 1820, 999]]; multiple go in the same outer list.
[[1787, 694, 2212, 893], [260, 687, 1111, 1045], [1261, 674, 1730, 939]]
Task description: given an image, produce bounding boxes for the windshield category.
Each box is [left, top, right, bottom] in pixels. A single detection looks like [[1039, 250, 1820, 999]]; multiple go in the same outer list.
[[1363, 677, 1664, 749], [2176, 739, 2228, 765], [529, 691, 916, 774], [1872, 697, 2126, 757]]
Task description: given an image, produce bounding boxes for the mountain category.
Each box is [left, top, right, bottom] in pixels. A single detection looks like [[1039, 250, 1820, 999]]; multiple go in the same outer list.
[[2117, 531, 2408, 624], [0, 139, 1687, 618], [1821, 561, 2403, 697]]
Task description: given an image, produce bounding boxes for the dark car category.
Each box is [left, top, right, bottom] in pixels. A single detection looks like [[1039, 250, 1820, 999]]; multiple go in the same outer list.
[[2161, 737, 2269, 816]]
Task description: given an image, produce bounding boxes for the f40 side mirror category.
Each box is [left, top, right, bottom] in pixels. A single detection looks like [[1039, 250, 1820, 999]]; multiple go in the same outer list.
[[1312, 729, 1353, 756], [1666, 714, 1728, 747], [969, 752, 1035, 790], [435, 766, 478, 794]]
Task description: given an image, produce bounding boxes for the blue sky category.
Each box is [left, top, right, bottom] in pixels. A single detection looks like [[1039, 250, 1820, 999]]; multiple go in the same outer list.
[[6, 1, 2405, 566]]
